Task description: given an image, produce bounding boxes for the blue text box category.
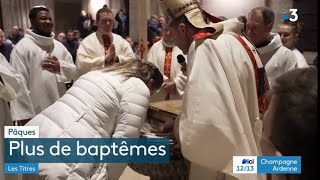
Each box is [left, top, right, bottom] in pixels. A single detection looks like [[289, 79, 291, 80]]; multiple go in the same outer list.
[[4, 163, 38, 174], [257, 156, 301, 174], [4, 138, 170, 163]]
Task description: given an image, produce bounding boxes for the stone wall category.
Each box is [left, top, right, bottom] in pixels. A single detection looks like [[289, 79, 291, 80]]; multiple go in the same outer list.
[[129, 0, 161, 42], [266, 0, 293, 32], [1, 0, 54, 35], [201, 0, 265, 19], [129, 0, 139, 41], [1, 0, 31, 35], [128, 0, 148, 59]]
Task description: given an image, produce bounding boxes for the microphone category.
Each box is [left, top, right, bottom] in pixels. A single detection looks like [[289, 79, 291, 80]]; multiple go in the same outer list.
[[177, 54, 185, 64], [177, 54, 187, 75]]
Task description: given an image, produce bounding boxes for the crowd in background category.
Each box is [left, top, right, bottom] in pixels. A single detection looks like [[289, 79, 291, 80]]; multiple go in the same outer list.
[[0, 7, 317, 67]]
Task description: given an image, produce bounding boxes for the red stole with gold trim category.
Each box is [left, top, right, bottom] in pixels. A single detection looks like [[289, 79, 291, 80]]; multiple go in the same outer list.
[[233, 35, 270, 114], [164, 46, 173, 100]]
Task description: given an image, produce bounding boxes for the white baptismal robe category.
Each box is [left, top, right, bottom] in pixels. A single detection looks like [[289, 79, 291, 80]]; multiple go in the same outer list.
[[76, 32, 136, 77], [257, 33, 298, 86], [9, 29, 77, 121], [0, 54, 21, 180], [292, 48, 309, 68], [147, 39, 187, 102], [180, 19, 265, 180]]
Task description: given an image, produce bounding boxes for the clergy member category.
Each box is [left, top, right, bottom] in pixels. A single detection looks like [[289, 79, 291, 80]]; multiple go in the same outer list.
[[161, 0, 267, 179], [1, 53, 21, 180], [76, 8, 135, 77], [147, 27, 187, 102], [246, 7, 298, 85], [9, 6, 77, 126]]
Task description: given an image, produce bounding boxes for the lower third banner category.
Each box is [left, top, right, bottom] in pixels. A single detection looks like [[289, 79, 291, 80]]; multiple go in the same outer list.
[[4, 138, 170, 163], [233, 156, 301, 174]]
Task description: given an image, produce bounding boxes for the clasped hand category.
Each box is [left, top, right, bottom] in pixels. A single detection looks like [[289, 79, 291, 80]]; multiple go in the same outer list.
[[105, 44, 116, 65], [42, 56, 61, 73]]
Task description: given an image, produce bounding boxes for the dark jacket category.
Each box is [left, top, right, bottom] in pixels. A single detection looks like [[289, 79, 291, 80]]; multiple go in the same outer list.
[[62, 40, 77, 63], [7, 35, 23, 45], [115, 13, 129, 38], [79, 17, 95, 38], [0, 43, 13, 62], [147, 20, 161, 41]]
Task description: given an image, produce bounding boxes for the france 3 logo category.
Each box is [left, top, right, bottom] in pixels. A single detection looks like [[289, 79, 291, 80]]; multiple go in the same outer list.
[[233, 156, 257, 174], [283, 9, 298, 22]]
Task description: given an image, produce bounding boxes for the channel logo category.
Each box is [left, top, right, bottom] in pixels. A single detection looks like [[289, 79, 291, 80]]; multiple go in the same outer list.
[[242, 158, 254, 164], [234, 156, 301, 174], [233, 156, 257, 174], [282, 9, 299, 22]]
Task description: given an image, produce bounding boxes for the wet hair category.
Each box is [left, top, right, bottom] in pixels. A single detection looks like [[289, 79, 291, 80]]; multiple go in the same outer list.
[[270, 67, 317, 179], [96, 8, 114, 22], [29, 6, 49, 21], [250, 7, 274, 26], [101, 59, 163, 90]]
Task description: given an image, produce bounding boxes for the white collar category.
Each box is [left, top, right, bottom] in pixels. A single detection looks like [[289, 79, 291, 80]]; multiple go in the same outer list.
[[25, 29, 55, 52], [257, 33, 283, 55], [162, 39, 174, 48], [95, 31, 114, 45]]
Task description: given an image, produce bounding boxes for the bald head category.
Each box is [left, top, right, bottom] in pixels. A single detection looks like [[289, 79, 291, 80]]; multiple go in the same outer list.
[[249, 7, 275, 26], [12, 26, 19, 35]]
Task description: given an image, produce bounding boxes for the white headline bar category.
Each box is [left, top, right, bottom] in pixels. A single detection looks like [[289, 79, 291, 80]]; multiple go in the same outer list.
[[4, 126, 39, 138]]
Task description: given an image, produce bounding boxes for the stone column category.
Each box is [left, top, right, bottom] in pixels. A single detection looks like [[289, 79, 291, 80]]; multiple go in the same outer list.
[[81, 0, 89, 12], [129, 0, 138, 41], [1, 0, 31, 35], [137, 0, 148, 60], [110, 0, 121, 15], [150, 0, 160, 17]]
